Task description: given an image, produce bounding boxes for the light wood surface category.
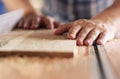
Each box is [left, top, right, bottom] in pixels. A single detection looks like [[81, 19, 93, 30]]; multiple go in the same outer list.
[[0, 30, 120, 79], [104, 39, 120, 79], [0, 46, 90, 79], [0, 29, 76, 57], [0, 30, 90, 79]]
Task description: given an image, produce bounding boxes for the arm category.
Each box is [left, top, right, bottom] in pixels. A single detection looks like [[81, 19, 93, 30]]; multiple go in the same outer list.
[[3, 0, 61, 29], [3, 0, 35, 16], [55, 0, 120, 45], [92, 0, 120, 34]]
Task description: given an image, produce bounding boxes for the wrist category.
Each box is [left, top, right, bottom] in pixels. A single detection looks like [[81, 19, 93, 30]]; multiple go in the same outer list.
[[91, 18, 117, 33]]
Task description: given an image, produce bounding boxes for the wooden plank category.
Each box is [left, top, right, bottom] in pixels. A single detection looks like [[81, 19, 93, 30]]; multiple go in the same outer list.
[[0, 29, 76, 57], [77, 46, 91, 79], [98, 45, 117, 79], [88, 46, 102, 79], [0, 46, 90, 79], [104, 39, 120, 79], [89, 45, 117, 79]]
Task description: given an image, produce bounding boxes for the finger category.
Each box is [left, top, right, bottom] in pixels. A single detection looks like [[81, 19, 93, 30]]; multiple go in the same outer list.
[[97, 32, 114, 45], [77, 26, 94, 46], [115, 33, 120, 39], [31, 16, 41, 29], [84, 28, 101, 45], [23, 17, 32, 29], [67, 25, 82, 39], [54, 23, 73, 35], [18, 19, 24, 28], [54, 21, 62, 28], [42, 16, 54, 29]]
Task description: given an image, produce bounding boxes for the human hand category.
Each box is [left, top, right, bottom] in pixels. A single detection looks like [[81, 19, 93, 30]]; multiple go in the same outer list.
[[55, 19, 115, 45], [17, 13, 61, 29]]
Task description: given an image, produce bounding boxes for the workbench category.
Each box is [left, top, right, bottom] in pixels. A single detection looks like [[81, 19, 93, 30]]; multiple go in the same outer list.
[[0, 29, 119, 79]]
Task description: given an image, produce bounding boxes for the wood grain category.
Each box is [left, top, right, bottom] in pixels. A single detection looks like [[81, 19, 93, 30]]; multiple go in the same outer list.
[[0, 29, 76, 57], [104, 39, 120, 79], [0, 29, 91, 79], [0, 29, 120, 79], [0, 46, 90, 79]]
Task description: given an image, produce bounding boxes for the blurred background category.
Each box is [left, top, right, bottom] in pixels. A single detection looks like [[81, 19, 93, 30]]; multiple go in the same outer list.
[[0, 0, 6, 14], [29, 0, 43, 11], [0, 0, 43, 14]]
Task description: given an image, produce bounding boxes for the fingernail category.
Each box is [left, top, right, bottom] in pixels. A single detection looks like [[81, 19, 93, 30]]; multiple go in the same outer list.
[[97, 40, 104, 45], [47, 26, 53, 29], [84, 40, 92, 46], [77, 39, 83, 46], [67, 34, 75, 39]]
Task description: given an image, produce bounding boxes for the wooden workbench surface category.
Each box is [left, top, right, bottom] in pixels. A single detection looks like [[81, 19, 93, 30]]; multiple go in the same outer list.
[[0, 46, 90, 79], [0, 30, 119, 79]]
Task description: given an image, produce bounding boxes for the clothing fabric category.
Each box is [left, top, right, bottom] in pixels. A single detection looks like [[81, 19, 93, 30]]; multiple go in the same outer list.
[[0, 0, 6, 14], [42, 0, 113, 22]]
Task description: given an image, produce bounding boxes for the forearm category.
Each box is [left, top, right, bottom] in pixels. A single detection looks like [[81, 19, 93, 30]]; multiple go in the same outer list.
[[3, 0, 36, 16], [92, 0, 120, 33]]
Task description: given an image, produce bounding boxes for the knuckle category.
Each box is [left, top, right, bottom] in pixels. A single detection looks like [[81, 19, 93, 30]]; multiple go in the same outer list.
[[86, 22, 95, 28], [69, 30, 75, 34], [81, 29, 88, 34], [86, 36, 95, 43], [87, 31, 96, 39], [91, 30, 97, 35], [96, 24, 105, 31], [76, 19, 96, 28], [78, 32, 84, 38], [75, 19, 86, 25], [87, 34, 93, 40]]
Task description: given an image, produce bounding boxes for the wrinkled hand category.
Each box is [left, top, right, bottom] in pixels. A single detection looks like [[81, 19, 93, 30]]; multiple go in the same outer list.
[[55, 19, 115, 45], [17, 13, 61, 29]]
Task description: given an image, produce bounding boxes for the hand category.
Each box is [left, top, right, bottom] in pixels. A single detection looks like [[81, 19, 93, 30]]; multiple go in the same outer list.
[[55, 19, 115, 46], [17, 13, 61, 29]]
